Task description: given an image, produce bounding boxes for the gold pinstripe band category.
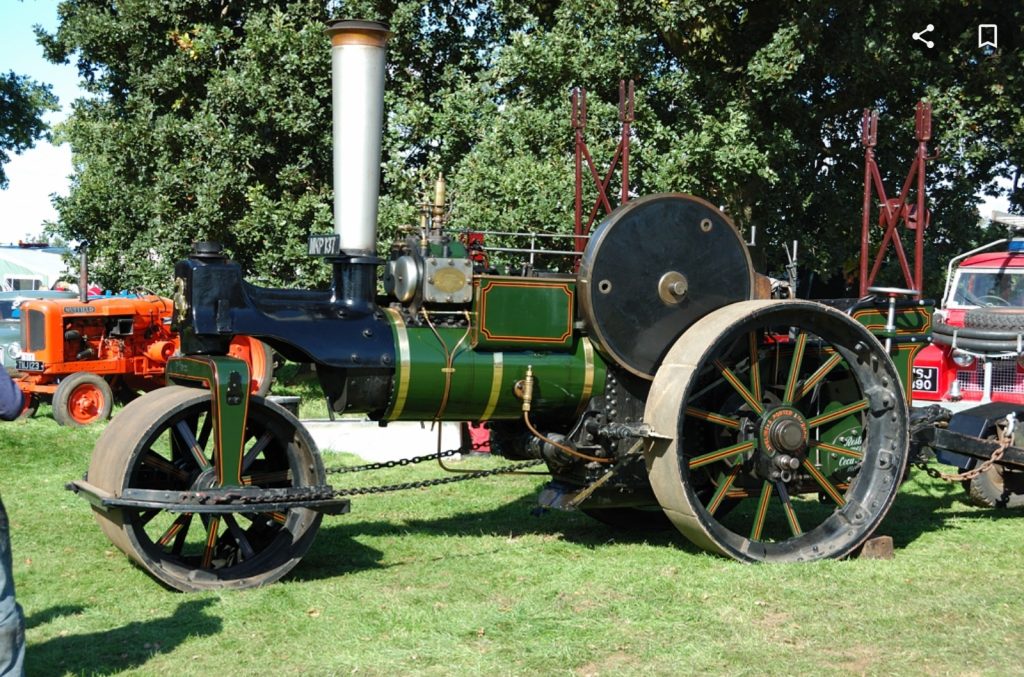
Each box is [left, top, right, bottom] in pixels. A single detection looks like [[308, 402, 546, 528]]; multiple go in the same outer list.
[[581, 337, 595, 402], [479, 352, 504, 421], [573, 337, 596, 418], [384, 308, 411, 420]]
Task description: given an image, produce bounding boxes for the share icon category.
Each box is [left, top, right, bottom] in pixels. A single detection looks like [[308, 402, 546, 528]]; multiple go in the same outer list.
[[913, 24, 935, 49]]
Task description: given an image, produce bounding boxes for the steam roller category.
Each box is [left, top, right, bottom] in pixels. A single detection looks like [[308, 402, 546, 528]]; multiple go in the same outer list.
[[68, 19, 915, 591]]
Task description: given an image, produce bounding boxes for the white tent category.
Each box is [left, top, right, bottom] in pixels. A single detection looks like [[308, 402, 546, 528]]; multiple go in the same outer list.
[[0, 247, 71, 291]]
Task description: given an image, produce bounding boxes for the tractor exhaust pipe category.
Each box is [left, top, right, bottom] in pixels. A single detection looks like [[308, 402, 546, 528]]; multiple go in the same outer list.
[[78, 244, 88, 303], [325, 19, 391, 256]]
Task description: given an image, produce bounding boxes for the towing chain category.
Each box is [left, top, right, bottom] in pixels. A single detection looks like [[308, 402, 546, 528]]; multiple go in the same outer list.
[[324, 447, 546, 497], [913, 417, 1010, 483], [914, 441, 1007, 483], [324, 448, 463, 474]]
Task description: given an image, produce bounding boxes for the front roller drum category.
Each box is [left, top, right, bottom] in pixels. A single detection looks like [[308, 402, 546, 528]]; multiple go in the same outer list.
[[87, 386, 325, 591], [644, 300, 908, 562]]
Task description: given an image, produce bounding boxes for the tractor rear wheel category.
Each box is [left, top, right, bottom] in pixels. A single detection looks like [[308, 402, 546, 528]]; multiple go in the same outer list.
[[87, 386, 324, 591], [19, 394, 37, 419], [53, 373, 113, 427], [644, 300, 909, 562], [228, 337, 275, 397]]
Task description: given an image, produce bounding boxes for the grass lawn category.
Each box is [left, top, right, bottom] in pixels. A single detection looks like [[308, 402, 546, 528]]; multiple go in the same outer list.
[[1, 397, 1022, 676]]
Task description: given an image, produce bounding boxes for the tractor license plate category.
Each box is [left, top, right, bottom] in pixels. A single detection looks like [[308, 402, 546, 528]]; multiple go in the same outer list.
[[16, 360, 43, 372], [307, 234, 341, 256]]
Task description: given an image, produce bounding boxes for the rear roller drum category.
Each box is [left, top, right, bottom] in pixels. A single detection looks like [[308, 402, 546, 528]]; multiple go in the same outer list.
[[644, 300, 908, 562], [87, 386, 324, 591]]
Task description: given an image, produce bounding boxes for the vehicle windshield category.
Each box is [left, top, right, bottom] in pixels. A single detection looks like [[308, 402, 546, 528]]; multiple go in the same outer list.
[[949, 269, 1024, 308]]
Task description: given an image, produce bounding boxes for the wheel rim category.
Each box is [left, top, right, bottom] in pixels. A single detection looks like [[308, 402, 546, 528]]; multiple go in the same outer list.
[[68, 383, 105, 424], [89, 387, 323, 591], [645, 300, 908, 562]]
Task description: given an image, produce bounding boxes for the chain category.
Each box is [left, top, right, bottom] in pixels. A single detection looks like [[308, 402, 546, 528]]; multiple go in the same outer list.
[[325, 448, 463, 475], [323, 446, 545, 497], [914, 421, 1010, 483], [328, 458, 545, 497]]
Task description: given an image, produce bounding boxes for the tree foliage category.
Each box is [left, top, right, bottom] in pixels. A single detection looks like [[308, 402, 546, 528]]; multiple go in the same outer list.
[[0, 71, 58, 189], [42, 0, 1024, 295]]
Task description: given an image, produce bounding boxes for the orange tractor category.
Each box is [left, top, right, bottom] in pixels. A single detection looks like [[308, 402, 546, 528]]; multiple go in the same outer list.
[[14, 293, 272, 426]]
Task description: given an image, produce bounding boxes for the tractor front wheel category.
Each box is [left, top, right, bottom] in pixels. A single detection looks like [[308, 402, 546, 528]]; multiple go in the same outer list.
[[53, 373, 113, 427]]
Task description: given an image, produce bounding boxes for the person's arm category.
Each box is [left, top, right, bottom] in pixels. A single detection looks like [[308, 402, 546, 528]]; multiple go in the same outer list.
[[0, 371, 23, 421]]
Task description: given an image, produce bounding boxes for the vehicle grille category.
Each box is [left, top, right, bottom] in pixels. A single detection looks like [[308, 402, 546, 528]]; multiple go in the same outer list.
[[956, 357, 1024, 395], [27, 310, 45, 352]]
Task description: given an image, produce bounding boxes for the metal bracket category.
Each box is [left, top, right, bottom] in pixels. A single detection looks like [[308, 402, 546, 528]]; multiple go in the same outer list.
[[167, 355, 252, 487], [915, 426, 1024, 470]]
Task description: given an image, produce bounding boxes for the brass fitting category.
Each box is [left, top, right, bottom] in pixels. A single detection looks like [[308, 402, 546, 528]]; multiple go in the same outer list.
[[519, 365, 536, 413]]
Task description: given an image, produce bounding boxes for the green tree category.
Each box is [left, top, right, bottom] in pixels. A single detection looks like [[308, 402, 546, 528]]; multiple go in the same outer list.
[[42, 0, 1024, 296], [0, 71, 58, 189]]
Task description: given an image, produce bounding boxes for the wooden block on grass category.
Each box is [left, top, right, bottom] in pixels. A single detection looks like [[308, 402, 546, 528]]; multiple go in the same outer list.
[[858, 535, 894, 560]]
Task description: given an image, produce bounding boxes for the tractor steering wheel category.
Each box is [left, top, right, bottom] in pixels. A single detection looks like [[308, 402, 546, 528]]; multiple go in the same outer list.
[[978, 295, 1011, 307]]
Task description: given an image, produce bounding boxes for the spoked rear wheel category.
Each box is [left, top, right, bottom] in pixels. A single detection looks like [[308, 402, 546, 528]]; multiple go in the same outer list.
[[88, 386, 324, 591], [645, 300, 908, 562]]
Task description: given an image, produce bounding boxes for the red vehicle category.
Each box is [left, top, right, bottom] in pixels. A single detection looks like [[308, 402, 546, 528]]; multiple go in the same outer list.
[[913, 216, 1024, 405], [15, 293, 273, 426]]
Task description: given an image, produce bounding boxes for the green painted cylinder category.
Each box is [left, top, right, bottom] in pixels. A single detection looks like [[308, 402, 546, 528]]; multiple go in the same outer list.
[[383, 309, 606, 421]]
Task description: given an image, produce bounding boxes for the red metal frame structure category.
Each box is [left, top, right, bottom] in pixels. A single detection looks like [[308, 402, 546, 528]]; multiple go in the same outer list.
[[572, 80, 634, 254], [859, 101, 935, 298]]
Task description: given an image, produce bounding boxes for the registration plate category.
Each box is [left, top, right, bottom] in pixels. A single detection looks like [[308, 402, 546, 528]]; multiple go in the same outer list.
[[16, 360, 44, 372], [307, 234, 341, 256], [912, 366, 939, 393]]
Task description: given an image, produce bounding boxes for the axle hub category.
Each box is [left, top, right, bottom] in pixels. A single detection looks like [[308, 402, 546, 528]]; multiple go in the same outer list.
[[759, 407, 809, 456]]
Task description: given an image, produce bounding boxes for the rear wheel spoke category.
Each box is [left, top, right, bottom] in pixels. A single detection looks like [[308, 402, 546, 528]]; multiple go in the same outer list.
[[750, 482, 773, 541], [156, 513, 192, 550], [706, 466, 740, 516], [802, 460, 846, 506], [713, 359, 764, 415], [171, 515, 192, 556], [797, 352, 843, 400], [201, 516, 221, 569], [775, 482, 802, 537], [811, 440, 864, 460], [139, 450, 190, 482], [688, 440, 755, 470], [748, 332, 762, 403], [684, 406, 740, 430], [241, 432, 273, 473], [807, 399, 869, 429], [173, 420, 210, 470], [224, 515, 256, 561], [782, 332, 807, 404], [243, 470, 292, 486], [196, 414, 212, 451]]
